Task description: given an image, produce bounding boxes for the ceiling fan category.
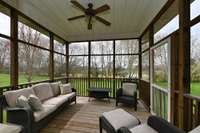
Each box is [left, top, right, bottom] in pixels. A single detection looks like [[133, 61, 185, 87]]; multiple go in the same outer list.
[[68, 0, 111, 30]]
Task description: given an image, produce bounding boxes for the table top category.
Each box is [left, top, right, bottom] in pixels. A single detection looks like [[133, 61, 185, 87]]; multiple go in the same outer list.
[[88, 87, 111, 92]]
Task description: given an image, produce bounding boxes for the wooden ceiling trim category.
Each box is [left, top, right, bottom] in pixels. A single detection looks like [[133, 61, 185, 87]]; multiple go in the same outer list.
[[140, 0, 175, 38]]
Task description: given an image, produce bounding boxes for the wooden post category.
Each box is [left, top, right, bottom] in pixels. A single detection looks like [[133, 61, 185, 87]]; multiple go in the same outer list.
[[113, 40, 116, 98], [49, 33, 54, 82], [66, 42, 69, 83], [170, 31, 179, 125], [10, 9, 18, 90], [139, 38, 142, 80], [149, 25, 154, 112], [88, 41, 91, 88], [138, 38, 142, 103], [178, 0, 190, 130]]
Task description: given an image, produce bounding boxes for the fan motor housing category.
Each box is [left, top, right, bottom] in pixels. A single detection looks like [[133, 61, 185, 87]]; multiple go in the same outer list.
[[85, 3, 95, 16]]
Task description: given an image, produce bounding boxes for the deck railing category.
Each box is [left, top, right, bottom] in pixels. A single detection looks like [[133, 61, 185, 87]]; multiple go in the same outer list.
[[151, 86, 168, 120], [68, 77, 132, 97], [184, 94, 200, 131]]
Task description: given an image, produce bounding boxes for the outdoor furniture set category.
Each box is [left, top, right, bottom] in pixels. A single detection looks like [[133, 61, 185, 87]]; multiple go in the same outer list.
[[0, 82, 76, 133]]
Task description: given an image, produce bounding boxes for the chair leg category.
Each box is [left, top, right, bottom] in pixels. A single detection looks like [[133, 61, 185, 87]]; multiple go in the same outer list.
[[134, 102, 137, 111], [99, 118, 102, 133]]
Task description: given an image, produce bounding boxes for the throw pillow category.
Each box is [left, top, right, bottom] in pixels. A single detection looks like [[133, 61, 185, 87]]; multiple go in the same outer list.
[[16, 95, 31, 109], [60, 83, 72, 95], [50, 82, 61, 96], [28, 94, 43, 111]]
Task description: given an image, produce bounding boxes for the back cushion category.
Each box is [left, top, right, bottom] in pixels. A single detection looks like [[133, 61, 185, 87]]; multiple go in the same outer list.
[[122, 83, 137, 96], [148, 116, 185, 133], [4, 88, 35, 107], [50, 82, 61, 96], [32, 83, 54, 101], [60, 83, 72, 95]]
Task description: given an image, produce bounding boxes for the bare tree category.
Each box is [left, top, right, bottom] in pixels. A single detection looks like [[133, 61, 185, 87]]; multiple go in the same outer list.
[[0, 40, 9, 72], [18, 23, 42, 82]]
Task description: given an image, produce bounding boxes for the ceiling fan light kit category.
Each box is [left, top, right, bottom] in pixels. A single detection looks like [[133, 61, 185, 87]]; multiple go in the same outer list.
[[68, 0, 111, 30]]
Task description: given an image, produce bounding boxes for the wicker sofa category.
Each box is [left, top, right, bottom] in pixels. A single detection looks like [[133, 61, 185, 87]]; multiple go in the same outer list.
[[0, 82, 76, 133]]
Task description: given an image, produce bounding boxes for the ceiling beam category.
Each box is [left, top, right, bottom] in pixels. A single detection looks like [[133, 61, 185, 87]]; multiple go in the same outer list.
[[140, 0, 175, 39]]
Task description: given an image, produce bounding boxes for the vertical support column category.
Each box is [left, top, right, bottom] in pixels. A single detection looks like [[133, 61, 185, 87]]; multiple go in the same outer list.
[[49, 33, 54, 82], [149, 25, 154, 112], [178, 0, 190, 130], [88, 41, 91, 88], [10, 9, 18, 90], [170, 31, 179, 125], [113, 40, 116, 98], [139, 38, 142, 80], [138, 38, 142, 101], [66, 42, 69, 83]]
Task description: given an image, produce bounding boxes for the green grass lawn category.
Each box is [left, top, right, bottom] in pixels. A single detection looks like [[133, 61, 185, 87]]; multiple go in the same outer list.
[[155, 81, 200, 96], [0, 73, 48, 87]]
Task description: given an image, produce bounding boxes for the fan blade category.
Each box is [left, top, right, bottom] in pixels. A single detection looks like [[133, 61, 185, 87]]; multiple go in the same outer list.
[[71, 0, 86, 12], [95, 4, 110, 14], [88, 16, 92, 30], [68, 15, 85, 21], [95, 16, 111, 26]]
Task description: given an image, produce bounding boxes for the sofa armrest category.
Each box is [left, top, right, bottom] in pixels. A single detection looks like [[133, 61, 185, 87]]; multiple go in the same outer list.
[[117, 127, 132, 133], [147, 116, 185, 133], [116, 88, 123, 98], [72, 88, 76, 93], [6, 107, 34, 133]]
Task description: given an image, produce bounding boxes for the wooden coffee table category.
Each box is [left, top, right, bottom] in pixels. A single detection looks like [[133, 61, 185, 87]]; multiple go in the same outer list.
[[87, 87, 111, 101]]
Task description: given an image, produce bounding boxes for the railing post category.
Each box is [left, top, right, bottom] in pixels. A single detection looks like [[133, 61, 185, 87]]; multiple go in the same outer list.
[[0, 89, 3, 123], [49, 33, 54, 82], [10, 9, 18, 90]]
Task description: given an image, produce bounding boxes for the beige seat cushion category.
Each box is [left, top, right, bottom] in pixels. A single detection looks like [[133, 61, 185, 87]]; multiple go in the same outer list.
[[43, 92, 76, 107], [50, 82, 61, 96], [0, 123, 22, 133], [103, 109, 140, 131], [130, 124, 158, 133], [4, 88, 35, 107], [189, 125, 200, 133], [34, 104, 57, 122], [64, 92, 76, 100], [32, 83, 54, 101], [43, 95, 69, 107], [122, 83, 137, 96]]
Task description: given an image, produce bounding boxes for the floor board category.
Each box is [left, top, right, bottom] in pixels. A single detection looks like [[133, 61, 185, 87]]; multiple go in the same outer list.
[[40, 97, 150, 133]]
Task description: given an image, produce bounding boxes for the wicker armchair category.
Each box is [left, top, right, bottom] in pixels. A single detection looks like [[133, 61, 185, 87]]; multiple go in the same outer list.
[[116, 81, 138, 111]]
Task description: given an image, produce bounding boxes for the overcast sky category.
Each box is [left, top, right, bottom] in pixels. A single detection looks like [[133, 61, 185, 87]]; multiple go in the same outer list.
[[0, 1, 200, 39]]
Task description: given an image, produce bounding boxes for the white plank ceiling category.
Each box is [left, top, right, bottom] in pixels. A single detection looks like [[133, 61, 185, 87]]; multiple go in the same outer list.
[[2, 0, 168, 42]]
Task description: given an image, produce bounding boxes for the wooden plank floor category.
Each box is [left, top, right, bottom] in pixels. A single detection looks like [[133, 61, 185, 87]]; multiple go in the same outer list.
[[40, 97, 150, 133]]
